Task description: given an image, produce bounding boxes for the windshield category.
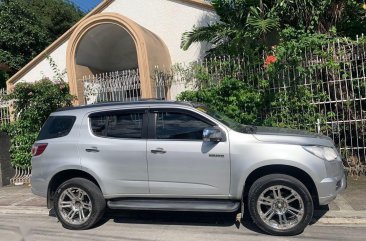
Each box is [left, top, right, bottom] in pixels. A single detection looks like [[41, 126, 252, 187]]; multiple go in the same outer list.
[[194, 105, 256, 133]]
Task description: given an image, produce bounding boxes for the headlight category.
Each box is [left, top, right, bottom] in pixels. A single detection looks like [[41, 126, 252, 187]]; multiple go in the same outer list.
[[303, 146, 341, 161]]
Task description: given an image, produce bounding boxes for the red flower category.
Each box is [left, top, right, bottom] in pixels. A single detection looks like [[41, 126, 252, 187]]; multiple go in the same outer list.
[[264, 55, 277, 67]]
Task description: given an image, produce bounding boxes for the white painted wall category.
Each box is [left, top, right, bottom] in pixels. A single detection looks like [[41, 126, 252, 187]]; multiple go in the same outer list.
[[103, 0, 218, 65], [14, 0, 218, 99], [18, 41, 69, 84]]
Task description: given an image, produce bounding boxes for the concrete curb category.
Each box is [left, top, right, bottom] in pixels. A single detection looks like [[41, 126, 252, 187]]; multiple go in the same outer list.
[[315, 210, 366, 225], [0, 206, 49, 215], [316, 217, 366, 225], [322, 210, 366, 218]]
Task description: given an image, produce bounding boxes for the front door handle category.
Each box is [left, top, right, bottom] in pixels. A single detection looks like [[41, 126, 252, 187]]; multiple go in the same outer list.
[[85, 147, 99, 153], [151, 148, 166, 154]]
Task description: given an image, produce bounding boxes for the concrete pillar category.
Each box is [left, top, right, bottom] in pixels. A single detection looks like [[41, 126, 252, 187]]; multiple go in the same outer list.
[[0, 132, 14, 187]]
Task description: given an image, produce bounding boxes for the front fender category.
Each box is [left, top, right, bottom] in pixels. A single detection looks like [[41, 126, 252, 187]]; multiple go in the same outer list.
[[229, 141, 326, 199]]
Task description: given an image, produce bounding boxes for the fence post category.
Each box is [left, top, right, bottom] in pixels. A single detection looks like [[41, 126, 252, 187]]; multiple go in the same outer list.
[[316, 119, 321, 134]]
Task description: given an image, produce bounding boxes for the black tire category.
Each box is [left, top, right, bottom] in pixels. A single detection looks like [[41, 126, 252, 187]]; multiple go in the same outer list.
[[54, 178, 106, 230], [248, 174, 313, 236]]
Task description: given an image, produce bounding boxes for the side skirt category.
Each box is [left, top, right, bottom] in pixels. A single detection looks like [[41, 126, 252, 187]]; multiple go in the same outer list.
[[107, 198, 240, 212]]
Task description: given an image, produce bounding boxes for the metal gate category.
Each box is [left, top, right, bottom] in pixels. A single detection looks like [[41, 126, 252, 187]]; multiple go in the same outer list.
[[83, 69, 141, 104]]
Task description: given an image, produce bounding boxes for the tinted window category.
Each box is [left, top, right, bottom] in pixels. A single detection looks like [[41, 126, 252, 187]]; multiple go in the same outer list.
[[90, 112, 143, 139], [90, 115, 107, 137], [37, 116, 76, 140], [155, 112, 211, 140]]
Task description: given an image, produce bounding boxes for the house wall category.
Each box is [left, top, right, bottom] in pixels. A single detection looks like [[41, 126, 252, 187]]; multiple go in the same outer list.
[[18, 41, 69, 83], [103, 0, 217, 65]]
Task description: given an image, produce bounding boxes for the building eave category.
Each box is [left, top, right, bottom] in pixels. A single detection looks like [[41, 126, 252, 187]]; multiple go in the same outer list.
[[172, 0, 214, 10]]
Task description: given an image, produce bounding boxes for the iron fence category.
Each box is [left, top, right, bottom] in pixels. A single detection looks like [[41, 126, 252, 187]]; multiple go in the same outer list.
[[0, 88, 10, 126], [82, 68, 189, 103], [82, 69, 141, 104]]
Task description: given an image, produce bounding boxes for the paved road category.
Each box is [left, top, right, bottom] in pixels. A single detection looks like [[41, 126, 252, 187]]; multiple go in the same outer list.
[[0, 211, 365, 241], [1, 184, 366, 240]]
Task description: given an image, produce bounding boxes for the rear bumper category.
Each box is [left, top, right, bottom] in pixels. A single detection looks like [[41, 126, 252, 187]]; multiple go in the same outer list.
[[30, 176, 47, 198], [318, 173, 347, 205]]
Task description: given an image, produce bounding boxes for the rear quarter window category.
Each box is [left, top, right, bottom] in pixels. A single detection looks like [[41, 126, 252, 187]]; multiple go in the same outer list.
[[37, 116, 76, 140]]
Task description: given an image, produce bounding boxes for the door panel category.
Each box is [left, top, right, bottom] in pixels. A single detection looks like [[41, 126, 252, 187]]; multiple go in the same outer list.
[[147, 109, 230, 196], [147, 140, 230, 195], [79, 109, 149, 196]]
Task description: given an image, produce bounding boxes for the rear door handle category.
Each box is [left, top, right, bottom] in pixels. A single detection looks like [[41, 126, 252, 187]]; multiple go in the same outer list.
[[85, 147, 99, 153], [151, 148, 166, 154]]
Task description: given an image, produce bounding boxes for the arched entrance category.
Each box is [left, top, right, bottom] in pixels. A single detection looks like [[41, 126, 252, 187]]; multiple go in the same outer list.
[[66, 13, 171, 105]]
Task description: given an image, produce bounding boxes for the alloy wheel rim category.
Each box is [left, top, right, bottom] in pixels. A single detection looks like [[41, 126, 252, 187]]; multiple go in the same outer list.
[[256, 185, 305, 230], [58, 187, 92, 225]]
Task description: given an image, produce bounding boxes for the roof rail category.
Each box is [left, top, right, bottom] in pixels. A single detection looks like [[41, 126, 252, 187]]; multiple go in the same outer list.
[[55, 100, 194, 112]]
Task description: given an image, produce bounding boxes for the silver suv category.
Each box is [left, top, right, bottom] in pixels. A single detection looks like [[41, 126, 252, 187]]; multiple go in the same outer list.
[[31, 100, 346, 235]]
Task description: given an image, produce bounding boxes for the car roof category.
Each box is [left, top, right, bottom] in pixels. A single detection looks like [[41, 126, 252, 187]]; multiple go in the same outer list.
[[55, 100, 195, 112]]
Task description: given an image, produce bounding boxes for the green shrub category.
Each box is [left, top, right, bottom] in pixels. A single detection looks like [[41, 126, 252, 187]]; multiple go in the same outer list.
[[263, 86, 323, 132], [1, 79, 74, 168], [178, 77, 265, 125], [177, 34, 330, 131]]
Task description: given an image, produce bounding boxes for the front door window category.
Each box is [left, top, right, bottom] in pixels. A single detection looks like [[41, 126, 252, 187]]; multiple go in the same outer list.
[[155, 112, 211, 140]]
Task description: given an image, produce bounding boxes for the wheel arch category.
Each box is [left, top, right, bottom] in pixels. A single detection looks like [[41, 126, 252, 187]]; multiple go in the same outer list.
[[242, 164, 319, 207], [47, 169, 102, 209]]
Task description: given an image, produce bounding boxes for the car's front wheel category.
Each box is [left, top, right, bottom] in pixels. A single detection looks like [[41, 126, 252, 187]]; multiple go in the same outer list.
[[248, 174, 314, 236], [54, 178, 106, 230]]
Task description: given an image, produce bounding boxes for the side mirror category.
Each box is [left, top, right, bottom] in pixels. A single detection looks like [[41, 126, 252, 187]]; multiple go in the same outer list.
[[203, 127, 224, 142]]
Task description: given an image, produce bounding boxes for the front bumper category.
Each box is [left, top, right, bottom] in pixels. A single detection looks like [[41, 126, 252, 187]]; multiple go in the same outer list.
[[318, 172, 347, 205]]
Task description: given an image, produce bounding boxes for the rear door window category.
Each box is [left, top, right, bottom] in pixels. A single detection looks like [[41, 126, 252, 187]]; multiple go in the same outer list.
[[90, 111, 144, 139], [37, 116, 76, 140]]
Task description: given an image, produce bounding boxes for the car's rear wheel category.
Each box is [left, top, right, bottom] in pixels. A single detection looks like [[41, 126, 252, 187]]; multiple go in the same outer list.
[[54, 178, 105, 230], [248, 174, 314, 236]]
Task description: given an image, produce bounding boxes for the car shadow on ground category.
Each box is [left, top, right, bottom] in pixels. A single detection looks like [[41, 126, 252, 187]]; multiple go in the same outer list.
[[95, 209, 267, 234], [311, 205, 329, 225], [106, 210, 238, 227]]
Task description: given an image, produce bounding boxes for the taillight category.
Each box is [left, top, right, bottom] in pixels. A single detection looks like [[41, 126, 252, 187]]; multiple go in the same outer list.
[[31, 143, 48, 157]]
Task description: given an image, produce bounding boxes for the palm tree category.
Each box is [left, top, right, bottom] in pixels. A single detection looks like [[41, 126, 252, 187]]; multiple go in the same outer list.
[[181, 0, 279, 55]]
